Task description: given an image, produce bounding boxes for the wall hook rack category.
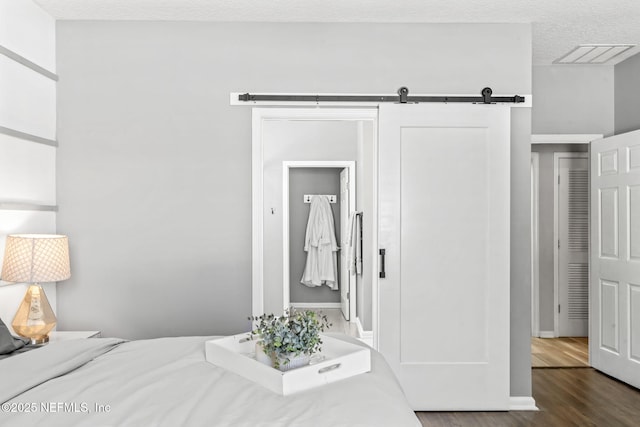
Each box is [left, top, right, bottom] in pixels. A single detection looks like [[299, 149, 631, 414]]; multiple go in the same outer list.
[[304, 195, 337, 204]]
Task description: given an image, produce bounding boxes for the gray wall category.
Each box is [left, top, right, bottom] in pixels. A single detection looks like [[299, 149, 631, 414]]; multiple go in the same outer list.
[[615, 52, 640, 134], [289, 168, 341, 304], [531, 144, 589, 332], [56, 22, 532, 397], [532, 65, 615, 137], [510, 107, 532, 397]]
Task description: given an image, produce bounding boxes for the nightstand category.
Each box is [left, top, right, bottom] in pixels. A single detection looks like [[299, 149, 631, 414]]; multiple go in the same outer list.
[[47, 331, 101, 342]]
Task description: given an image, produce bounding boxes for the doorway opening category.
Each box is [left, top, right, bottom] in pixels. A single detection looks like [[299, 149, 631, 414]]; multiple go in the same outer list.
[[283, 162, 356, 323], [530, 134, 601, 368], [251, 108, 377, 347]]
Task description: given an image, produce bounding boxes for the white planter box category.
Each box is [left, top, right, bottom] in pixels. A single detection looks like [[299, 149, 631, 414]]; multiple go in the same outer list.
[[205, 333, 371, 395]]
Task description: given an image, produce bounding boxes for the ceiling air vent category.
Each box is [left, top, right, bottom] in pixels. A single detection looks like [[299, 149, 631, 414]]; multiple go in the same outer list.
[[553, 44, 636, 64]]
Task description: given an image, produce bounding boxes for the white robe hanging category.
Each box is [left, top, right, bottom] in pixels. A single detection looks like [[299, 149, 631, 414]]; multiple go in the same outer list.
[[300, 195, 339, 290]]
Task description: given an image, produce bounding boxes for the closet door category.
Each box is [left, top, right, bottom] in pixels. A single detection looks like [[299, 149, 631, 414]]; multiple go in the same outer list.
[[557, 154, 589, 337], [378, 104, 511, 410]]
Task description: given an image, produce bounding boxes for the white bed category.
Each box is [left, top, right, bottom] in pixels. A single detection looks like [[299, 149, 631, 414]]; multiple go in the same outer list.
[[0, 333, 420, 426]]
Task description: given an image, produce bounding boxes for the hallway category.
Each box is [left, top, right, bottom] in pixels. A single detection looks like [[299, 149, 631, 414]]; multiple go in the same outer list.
[[304, 308, 359, 338], [531, 337, 589, 367]]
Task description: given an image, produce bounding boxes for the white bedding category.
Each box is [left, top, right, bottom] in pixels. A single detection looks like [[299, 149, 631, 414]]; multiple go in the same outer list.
[[0, 334, 420, 427]]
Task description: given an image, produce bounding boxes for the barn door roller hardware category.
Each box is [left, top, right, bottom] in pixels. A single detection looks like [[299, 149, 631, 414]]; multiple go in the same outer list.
[[238, 87, 525, 104]]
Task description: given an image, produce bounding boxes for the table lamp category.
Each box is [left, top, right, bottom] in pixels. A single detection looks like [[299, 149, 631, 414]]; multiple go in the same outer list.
[[1, 234, 71, 344]]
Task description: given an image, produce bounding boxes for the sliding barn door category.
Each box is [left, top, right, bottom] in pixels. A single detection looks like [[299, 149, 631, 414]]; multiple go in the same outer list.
[[590, 130, 640, 389], [378, 104, 511, 410]]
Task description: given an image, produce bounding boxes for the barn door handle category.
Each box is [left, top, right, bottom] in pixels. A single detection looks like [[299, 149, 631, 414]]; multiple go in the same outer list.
[[379, 249, 386, 278]]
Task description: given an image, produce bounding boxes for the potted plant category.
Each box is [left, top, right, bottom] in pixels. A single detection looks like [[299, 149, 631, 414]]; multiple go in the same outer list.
[[249, 309, 331, 371]]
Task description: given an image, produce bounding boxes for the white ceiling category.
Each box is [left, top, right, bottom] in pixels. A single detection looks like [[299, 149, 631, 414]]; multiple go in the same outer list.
[[34, 0, 640, 65]]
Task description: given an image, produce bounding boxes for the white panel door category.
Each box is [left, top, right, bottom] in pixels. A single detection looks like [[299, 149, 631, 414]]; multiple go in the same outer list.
[[340, 168, 350, 320], [590, 130, 640, 389], [378, 104, 510, 410], [557, 155, 589, 336]]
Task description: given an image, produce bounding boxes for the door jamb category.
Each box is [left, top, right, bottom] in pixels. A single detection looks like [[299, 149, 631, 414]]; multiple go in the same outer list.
[[282, 161, 356, 318], [531, 152, 540, 337]]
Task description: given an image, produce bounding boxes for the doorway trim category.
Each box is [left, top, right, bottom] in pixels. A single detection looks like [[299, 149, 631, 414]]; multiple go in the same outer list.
[[531, 134, 601, 340], [553, 151, 589, 337], [252, 108, 378, 318], [282, 160, 356, 318], [531, 152, 540, 337]]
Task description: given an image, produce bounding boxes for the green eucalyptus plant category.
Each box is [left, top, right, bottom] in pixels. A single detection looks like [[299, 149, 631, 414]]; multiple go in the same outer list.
[[249, 308, 332, 370]]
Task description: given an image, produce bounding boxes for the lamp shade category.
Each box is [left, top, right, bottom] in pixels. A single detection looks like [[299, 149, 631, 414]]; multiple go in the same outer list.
[[1, 234, 71, 283]]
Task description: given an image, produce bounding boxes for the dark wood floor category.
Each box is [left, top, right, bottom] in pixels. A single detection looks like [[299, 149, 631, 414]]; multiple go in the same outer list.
[[416, 368, 640, 426]]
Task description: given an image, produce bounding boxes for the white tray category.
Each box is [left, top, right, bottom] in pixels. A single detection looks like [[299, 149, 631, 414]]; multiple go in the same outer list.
[[205, 333, 371, 395]]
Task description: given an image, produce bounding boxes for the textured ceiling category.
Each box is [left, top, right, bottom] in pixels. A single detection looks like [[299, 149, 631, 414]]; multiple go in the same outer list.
[[34, 0, 640, 65]]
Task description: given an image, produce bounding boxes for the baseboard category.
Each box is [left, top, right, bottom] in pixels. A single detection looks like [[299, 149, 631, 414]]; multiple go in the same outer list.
[[355, 317, 374, 347], [290, 302, 341, 309], [539, 331, 556, 339], [509, 396, 538, 411]]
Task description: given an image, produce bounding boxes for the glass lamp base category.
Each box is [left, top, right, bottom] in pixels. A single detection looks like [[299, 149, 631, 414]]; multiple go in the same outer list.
[[30, 335, 50, 345], [12, 284, 57, 344]]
